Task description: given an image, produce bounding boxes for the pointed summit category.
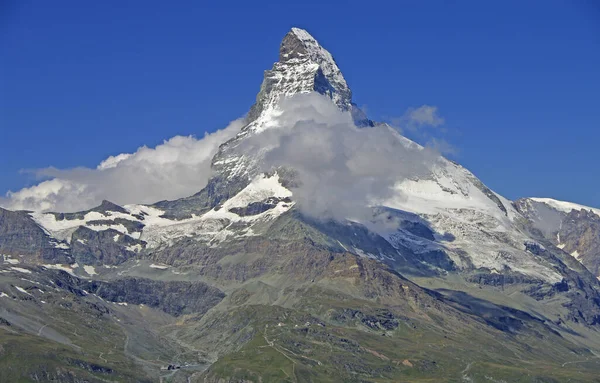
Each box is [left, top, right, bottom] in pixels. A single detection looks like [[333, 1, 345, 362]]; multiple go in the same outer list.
[[279, 28, 341, 70], [246, 27, 353, 124], [279, 28, 322, 62]]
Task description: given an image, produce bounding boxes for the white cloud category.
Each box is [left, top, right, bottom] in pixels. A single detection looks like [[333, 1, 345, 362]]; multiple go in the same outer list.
[[387, 105, 455, 157], [426, 137, 457, 156], [2, 178, 92, 213], [1, 119, 244, 212], [1, 94, 447, 223], [390, 104, 445, 132], [97, 153, 132, 170], [237, 93, 442, 222], [406, 105, 445, 127]]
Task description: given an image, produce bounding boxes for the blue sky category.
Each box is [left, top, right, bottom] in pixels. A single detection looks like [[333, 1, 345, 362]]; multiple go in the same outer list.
[[1, 0, 599, 207]]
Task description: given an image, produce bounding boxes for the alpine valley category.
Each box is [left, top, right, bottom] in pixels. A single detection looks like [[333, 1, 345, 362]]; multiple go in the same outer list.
[[1, 28, 600, 383]]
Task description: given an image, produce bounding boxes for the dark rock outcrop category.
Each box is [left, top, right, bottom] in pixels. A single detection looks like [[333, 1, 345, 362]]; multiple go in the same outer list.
[[0, 208, 72, 263], [70, 226, 145, 266]]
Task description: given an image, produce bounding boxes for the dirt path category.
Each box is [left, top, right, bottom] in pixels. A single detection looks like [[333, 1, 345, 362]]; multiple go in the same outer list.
[[37, 324, 48, 336], [461, 362, 473, 382], [263, 326, 297, 382], [562, 355, 600, 367]]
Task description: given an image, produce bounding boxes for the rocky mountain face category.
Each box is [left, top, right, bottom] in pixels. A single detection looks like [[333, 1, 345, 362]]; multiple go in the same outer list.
[[2, 28, 600, 382], [248, 27, 352, 123], [516, 197, 600, 278], [0, 208, 72, 264]]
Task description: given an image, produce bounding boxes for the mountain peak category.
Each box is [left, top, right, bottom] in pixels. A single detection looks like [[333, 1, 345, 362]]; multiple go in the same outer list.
[[279, 27, 324, 62], [246, 28, 353, 125]]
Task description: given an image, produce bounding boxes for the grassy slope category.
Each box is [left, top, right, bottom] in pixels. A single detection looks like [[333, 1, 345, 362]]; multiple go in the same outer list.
[[0, 328, 148, 382], [199, 301, 600, 383]]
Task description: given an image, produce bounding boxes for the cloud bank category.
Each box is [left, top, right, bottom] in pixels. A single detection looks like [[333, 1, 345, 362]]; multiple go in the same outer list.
[[1, 119, 244, 212], [2, 93, 446, 222]]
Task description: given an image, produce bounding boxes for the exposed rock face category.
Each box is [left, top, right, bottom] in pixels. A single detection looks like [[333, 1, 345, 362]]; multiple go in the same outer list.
[[152, 174, 250, 220], [558, 209, 600, 276], [70, 226, 144, 266], [516, 197, 600, 278], [44, 269, 225, 317], [247, 27, 353, 124], [50, 200, 129, 221], [228, 196, 292, 216], [0, 200, 149, 267], [82, 278, 225, 317], [0, 208, 72, 263]]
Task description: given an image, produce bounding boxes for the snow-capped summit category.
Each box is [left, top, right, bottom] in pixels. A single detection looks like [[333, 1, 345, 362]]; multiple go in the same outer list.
[[246, 28, 353, 129], [279, 28, 351, 109], [152, 28, 566, 284]]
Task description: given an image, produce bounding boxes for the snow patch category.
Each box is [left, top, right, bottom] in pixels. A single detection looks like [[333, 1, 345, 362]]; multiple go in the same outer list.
[[126, 244, 142, 253], [15, 286, 32, 296], [149, 264, 170, 270], [10, 267, 31, 274], [136, 173, 293, 248], [530, 198, 600, 217], [30, 209, 143, 242], [83, 265, 97, 275], [43, 264, 76, 275], [53, 241, 70, 249], [2, 255, 20, 265], [337, 240, 349, 251], [353, 247, 379, 260]]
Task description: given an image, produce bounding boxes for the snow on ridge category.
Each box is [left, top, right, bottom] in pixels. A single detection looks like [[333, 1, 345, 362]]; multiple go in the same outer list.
[[290, 27, 317, 43], [123, 205, 172, 227], [138, 173, 293, 248], [30, 209, 142, 243], [386, 162, 512, 223], [2, 255, 20, 264], [42, 264, 77, 276], [287, 28, 348, 105], [529, 197, 600, 216], [149, 264, 170, 270], [15, 286, 32, 296], [375, 159, 564, 284], [10, 267, 31, 274], [202, 173, 293, 222], [52, 242, 70, 249], [224, 173, 291, 209]]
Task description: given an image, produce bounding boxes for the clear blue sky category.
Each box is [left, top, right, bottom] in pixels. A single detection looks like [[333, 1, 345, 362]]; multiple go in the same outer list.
[[1, 0, 599, 206]]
